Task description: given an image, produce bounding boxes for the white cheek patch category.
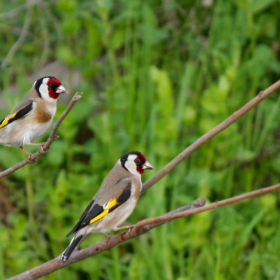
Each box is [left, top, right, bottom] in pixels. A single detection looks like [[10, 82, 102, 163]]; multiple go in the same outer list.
[[125, 155, 141, 177], [38, 78, 50, 100]]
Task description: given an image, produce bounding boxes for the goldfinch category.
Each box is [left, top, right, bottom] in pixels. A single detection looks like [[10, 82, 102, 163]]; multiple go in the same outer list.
[[0, 76, 67, 155], [61, 151, 154, 263]]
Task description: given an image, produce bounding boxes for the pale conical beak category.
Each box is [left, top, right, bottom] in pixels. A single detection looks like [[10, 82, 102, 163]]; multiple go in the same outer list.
[[56, 85, 68, 94], [142, 161, 154, 170]]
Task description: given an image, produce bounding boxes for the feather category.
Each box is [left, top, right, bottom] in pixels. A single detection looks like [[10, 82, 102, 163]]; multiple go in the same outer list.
[[61, 234, 84, 263], [0, 102, 33, 129], [66, 199, 95, 237], [66, 182, 132, 236]]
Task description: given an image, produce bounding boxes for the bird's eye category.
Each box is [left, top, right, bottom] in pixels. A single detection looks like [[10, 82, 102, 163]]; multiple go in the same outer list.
[[48, 84, 57, 90], [134, 159, 141, 165]]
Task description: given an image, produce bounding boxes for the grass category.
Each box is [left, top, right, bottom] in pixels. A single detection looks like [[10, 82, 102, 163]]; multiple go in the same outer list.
[[1, 0, 280, 279]]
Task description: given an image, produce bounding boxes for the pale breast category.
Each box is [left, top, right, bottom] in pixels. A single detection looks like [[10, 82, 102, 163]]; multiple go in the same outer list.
[[0, 99, 57, 146]]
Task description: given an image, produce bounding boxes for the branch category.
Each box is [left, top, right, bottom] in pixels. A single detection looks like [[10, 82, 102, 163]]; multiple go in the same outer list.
[[142, 80, 280, 193], [0, 0, 42, 20], [7, 198, 206, 280], [8, 181, 280, 280], [0, 0, 32, 70], [6, 80, 280, 279], [0, 93, 82, 178]]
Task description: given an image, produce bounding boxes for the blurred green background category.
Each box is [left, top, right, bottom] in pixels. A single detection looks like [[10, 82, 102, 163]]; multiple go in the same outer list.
[[1, 0, 280, 279]]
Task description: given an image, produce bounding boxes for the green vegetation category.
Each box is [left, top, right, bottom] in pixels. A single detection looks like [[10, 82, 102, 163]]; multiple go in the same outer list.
[[1, 0, 280, 279]]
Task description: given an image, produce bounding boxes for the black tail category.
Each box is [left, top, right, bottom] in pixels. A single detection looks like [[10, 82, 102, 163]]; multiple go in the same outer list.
[[61, 235, 83, 263]]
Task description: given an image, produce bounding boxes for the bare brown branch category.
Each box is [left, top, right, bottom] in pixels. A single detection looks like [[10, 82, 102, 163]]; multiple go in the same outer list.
[[142, 80, 280, 193], [136, 183, 280, 230], [0, 93, 82, 178], [8, 181, 280, 280], [6, 198, 206, 280], [6, 80, 280, 279]]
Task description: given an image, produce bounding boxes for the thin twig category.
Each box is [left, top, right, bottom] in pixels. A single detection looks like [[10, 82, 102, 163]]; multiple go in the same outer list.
[[0, 1, 36, 20], [42, 93, 82, 150], [8, 181, 280, 280], [0, 0, 32, 69], [142, 80, 280, 193], [0, 93, 82, 178], [136, 183, 280, 230]]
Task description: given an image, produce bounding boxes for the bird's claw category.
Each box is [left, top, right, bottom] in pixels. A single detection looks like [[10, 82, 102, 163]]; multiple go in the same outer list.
[[40, 143, 49, 154], [27, 155, 37, 163]]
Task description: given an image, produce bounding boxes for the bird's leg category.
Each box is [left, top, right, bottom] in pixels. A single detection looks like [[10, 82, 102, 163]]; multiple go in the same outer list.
[[115, 225, 134, 231], [20, 145, 31, 156], [20, 146, 37, 163], [26, 142, 48, 153], [113, 225, 134, 235], [27, 142, 46, 146], [28, 135, 59, 153]]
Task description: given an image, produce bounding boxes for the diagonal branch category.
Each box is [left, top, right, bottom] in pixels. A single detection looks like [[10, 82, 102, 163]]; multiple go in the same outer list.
[[0, 93, 82, 178], [6, 80, 280, 279], [6, 198, 206, 280], [142, 80, 280, 193], [0, 0, 41, 20], [8, 181, 280, 280], [0, 0, 32, 70]]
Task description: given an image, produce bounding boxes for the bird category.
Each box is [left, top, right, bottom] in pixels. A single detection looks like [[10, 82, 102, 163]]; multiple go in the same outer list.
[[0, 76, 68, 156], [61, 150, 154, 263]]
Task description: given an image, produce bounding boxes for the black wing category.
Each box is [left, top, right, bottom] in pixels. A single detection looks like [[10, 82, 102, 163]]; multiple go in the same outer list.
[[0, 102, 33, 129], [66, 199, 98, 236], [66, 182, 132, 236]]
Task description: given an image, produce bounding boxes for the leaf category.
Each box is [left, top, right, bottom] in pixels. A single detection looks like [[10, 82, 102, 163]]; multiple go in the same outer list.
[[250, 0, 277, 13]]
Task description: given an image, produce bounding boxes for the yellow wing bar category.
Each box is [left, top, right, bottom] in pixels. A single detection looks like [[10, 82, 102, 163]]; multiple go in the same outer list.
[[89, 198, 118, 224], [0, 113, 17, 129]]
